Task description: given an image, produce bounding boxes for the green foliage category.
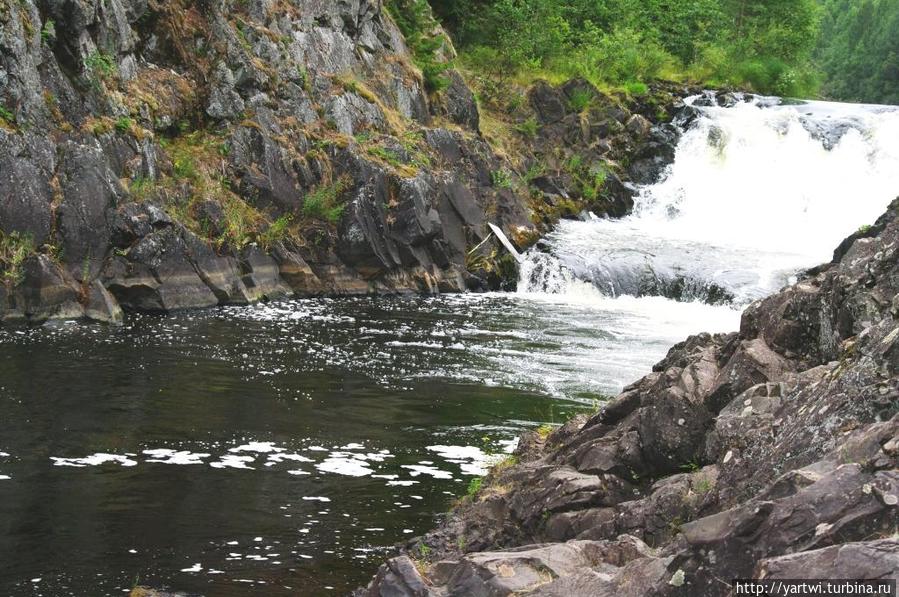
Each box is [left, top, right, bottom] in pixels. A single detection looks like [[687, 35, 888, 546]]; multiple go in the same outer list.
[[387, 0, 453, 92], [466, 477, 483, 498], [115, 116, 134, 134], [491, 168, 513, 189], [258, 214, 293, 249], [0, 104, 14, 125], [173, 155, 196, 179], [85, 50, 117, 78], [515, 116, 538, 138], [693, 476, 713, 494], [680, 460, 701, 473], [431, 0, 822, 96], [567, 88, 594, 113], [816, 0, 899, 104], [40, 18, 54, 43], [302, 176, 352, 225], [0, 231, 35, 287]]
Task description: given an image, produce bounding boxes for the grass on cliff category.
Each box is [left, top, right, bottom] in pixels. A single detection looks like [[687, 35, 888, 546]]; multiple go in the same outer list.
[[301, 176, 353, 226], [0, 231, 34, 287]]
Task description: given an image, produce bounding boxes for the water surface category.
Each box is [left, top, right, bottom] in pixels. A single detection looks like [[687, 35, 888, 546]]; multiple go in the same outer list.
[[0, 294, 722, 596]]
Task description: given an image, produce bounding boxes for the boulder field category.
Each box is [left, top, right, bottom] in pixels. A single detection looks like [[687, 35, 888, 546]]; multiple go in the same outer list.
[[357, 199, 899, 595], [0, 0, 684, 324]]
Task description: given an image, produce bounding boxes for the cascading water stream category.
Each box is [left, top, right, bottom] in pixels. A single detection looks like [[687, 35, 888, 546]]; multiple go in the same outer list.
[[520, 95, 899, 309]]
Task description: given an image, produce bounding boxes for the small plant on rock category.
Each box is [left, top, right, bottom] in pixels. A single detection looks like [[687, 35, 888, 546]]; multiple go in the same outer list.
[[491, 168, 513, 189], [0, 231, 35, 287], [84, 50, 117, 80], [568, 88, 595, 113], [115, 116, 134, 135], [466, 477, 483, 498], [0, 105, 15, 126], [302, 176, 352, 225], [258, 214, 293, 249], [515, 116, 539, 139]]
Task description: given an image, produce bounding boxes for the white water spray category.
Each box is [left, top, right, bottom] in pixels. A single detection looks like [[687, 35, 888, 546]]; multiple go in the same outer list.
[[520, 96, 899, 306]]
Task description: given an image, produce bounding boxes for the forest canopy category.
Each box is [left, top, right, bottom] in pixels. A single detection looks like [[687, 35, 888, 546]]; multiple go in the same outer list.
[[390, 0, 899, 103]]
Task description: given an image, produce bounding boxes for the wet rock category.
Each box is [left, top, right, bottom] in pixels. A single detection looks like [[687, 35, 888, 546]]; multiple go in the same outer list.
[[358, 556, 436, 597], [755, 539, 899, 580], [56, 141, 126, 281], [0, 152, 54, 243], [360, 198, 899, 595]]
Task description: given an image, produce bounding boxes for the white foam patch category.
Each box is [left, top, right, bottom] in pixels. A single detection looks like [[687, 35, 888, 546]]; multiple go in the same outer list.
[[229, 442, 284, 454], [266, 452, 314, 464], [180, 563, 202, 573], [401, 465, 452, 479], [143, 449, 210, 465], [302, 496, 331, 503], [427, 444, 506, 476], [51, 454, 138, 468], [386, 480, 418, 486], [209, 455, 255, 470], [315, 453, 374, 477]]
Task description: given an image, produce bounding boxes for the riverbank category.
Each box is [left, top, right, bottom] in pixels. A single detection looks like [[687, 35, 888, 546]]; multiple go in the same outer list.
[[0, 0, 689, 326], [357, 198, 899, 595]]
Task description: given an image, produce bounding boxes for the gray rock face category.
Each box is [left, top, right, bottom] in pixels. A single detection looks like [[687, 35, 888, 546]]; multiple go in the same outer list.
[[358, 198, 899, 595], [0, 0, 556, 324]]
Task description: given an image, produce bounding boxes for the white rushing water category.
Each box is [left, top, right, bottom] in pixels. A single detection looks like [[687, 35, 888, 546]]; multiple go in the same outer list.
[[520, 94, 899, 310]]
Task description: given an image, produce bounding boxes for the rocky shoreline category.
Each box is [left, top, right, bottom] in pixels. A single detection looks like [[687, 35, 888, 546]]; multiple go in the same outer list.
[[357, 199, 899, 595], [0, 0, 687, 326]]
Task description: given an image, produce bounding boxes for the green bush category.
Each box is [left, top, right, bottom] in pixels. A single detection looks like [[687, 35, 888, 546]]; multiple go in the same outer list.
[[491, 169, 513, 189], [515, 116, 539, 138], [429, 0, 823, 97], [258, 214, 293, 249], [302, 177, 352, 225], [386, 0, 453, 92], [567, 88, 594, 112], [85, 50, 117, 78], [115, 116, 134, 134], [0, 231, 35, 287], [0, 105, 14, 125]]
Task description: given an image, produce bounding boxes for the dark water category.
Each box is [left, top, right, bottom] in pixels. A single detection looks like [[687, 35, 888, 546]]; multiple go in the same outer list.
[[0, 293, 724, 596]]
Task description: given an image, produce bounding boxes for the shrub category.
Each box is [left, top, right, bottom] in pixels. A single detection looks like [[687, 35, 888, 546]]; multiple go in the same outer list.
[[466, 477, 483, 498], [172, 156, 196, 179], [0, 105, 14, 125], [84, 50, 117, 78], [624, 81, 649, 96], [0, 231, 35, 287], [386, 0, 453, 92], [491, 169, 513, 189], [567, 88, 594, 113], [302, 176, 352, 225], [115, 116, 134, 134], [258, 214, 293, 249], [41, 19, 55, 44], [515, 116, 539, 139]]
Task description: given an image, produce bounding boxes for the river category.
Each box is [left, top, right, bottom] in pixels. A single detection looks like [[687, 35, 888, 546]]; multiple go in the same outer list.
[[1, 95, 898, 595]]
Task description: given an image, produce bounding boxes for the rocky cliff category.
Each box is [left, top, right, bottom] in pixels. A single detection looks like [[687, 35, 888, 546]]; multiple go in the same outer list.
[[0, 0, 682, 324], [358, 199, 899, 595]]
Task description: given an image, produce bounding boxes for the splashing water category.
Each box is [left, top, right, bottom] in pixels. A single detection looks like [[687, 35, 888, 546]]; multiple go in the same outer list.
[[520, 96, 899, 306]]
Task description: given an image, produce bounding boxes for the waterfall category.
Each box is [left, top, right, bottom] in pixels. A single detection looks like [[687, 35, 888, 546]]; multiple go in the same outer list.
[[519, 96, 899, 307]]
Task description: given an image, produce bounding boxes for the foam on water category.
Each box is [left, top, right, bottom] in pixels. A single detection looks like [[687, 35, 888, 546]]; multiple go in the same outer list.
[[520, 96, 899, 309]]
